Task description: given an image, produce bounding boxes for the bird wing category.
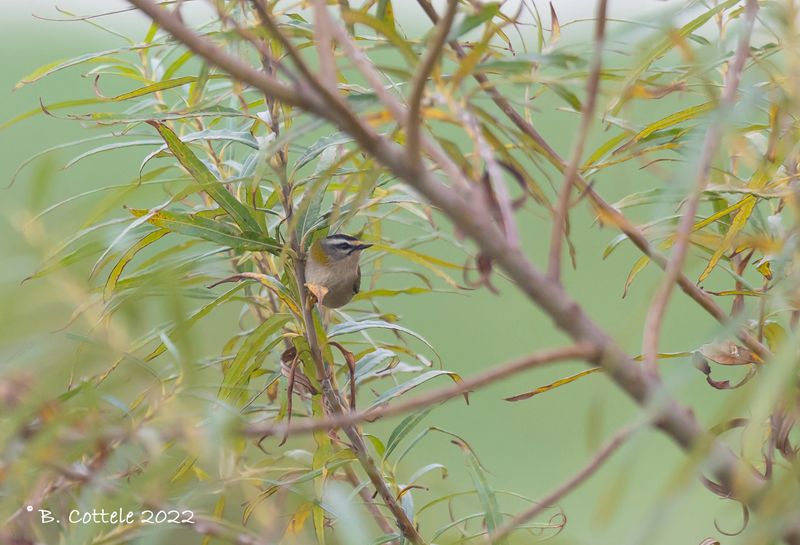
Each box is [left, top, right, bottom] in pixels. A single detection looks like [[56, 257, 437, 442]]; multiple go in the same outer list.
[[353, 265, 361, 295]]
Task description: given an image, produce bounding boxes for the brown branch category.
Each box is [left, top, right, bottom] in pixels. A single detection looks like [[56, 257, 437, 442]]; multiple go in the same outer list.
[[311, 0, 338, 89], [406, 0, 458, 164], [488, 425, 634, 544], [414, 0, 770, 362], [547, 0, 608, 282], [243, 344, 596, 437], [642, 0, 758, 370]]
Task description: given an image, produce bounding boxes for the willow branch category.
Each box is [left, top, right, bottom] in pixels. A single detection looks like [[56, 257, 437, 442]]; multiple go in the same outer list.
[[488, 425, 634, 544], [311, 0, 338, 88], [642, 0, 758, 370], [547, 0, 608, 282], [414, 0, 770, 362], [244, 344, 596, 437], [406, 0, 457, 164]]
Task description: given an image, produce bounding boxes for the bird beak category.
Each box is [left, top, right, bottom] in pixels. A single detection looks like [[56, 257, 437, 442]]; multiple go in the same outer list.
[[356, 243, 373, 251]]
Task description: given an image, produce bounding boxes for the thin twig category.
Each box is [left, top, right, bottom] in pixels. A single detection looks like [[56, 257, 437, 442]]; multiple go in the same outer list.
[[642, 0, 758, 371], [406, 0, 458, 164], [244, 344, 596, 437], [488, 425, 634, 544], [547, 0, 608, 282], [311, 0, 338, 88]]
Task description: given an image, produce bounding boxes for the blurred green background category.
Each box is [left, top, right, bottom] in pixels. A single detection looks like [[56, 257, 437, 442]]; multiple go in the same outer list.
[[0, 2, 758, 544]]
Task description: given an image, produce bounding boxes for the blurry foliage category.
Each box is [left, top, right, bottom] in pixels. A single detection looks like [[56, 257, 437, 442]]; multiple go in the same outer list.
[[2, 0, 800, 544]]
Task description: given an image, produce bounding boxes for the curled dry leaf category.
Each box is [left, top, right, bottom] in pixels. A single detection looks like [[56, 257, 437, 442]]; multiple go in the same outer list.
[[698, 340, 758, 365], [464, 253, 499, 294], [305, 283, 329, 306]]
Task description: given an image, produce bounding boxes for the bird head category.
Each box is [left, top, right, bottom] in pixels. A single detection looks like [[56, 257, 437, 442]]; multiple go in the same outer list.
[[311, 234, 373, 264]]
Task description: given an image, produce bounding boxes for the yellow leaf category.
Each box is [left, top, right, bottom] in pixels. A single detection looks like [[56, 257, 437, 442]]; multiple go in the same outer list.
[[549, 2, 561, 45], [504, 367, 602, 401], [698, 196, 756, 282], [286, 502, 313, 536]]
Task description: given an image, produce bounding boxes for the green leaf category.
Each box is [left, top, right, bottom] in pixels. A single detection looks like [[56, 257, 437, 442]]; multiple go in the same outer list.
[[367, 370, 464, 410], [352, 348, 398, 384], [15, 47, 141, 88], [447, 3, 501, 40], [453, 438, 505, 542], [504, 367, 603, 401], [147, 121, 262, 232], [384, 407, 433, 461], [328, 319, 434, 351], [698, 195, 757, 282], [129, 208, 279, 253], [219, 313, 292, 404], [104, 229, 169, 300]]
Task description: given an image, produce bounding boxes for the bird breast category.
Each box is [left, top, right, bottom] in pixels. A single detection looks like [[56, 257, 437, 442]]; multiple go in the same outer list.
[[305, 253, 360, 308]]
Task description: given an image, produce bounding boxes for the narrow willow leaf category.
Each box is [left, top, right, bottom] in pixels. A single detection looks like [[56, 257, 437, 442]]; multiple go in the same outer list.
[[371, 243, 463, 289], [504, 367, 603, 401], [15, 47, 144, 88], [219, 314, 291, 403], [353, 287, 431, 301], [453, 438, 505, 541], [447, 2, 501, 40], [147, 121, 262, 232], [408, 463, 448, 485], [623, 254, 650, 297], [104, 229, 169, 300], [340, 11, 417, 64], [367, 370, 465, 410], [63, 139, 162, 169], [384, 407, 433, 461], [145, 283, 248, 362], [209, 273, 301, 318], [351, 348, 397, 383], [102, 75, 225, 101], [294, 133, 353, 173], [0, 98, 103, 130], [549, 2, 561, 45], [328, 319, 434, 351], [631, 102, 712, 143], [129, 208, 279, 252], [698, 196, 756, 282]]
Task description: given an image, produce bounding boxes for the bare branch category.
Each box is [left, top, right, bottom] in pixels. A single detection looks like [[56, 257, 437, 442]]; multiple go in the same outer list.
[[406, 0, 458, 164], [642, 0, 759, 371], [488, 425, 634, 544], [548, 0, 608, 282], [311, 0, 338, 88], [244, 344, 597, 437]]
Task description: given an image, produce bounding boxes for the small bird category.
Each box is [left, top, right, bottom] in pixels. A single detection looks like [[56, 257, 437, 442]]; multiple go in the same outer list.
[[305, 234, 373, 308]]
